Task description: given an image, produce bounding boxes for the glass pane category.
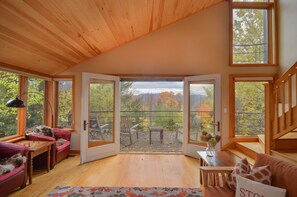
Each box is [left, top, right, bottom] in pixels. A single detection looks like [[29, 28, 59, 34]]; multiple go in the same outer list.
[[235, 82, 266, 136], [88, 79, 114, 147], [57, 80, 73, 127], [292, 74, 296, 107], [233, 9, 268, 64], [0, 71, 19, 138], [26, 77, 45, 129], [189, 81, 214, 143]]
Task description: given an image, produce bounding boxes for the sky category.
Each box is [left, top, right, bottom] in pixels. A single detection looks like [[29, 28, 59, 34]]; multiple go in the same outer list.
[[125, 81, 211, 96], [130, 81, 183, 95]]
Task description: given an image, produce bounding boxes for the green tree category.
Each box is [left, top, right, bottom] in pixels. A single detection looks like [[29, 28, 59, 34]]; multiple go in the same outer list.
[[58, 81, 72, 127], [155, 92, 182, 130], [26, 77, 45, 129], [233, 8, 267, 63], [235, 82, 266, 136], [120, 82, 142, 127], [0, 71, 19, 137]]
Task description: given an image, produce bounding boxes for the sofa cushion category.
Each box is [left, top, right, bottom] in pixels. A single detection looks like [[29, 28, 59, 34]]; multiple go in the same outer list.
[[254, 154, 297, 197], [235, 175, 286, 197], [204, 186, 235, 197], [56, 141, 70, 152], [0, 165, 24, 182]]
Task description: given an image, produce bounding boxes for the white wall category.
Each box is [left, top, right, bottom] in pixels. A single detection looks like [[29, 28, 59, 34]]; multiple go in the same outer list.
[[278, 0, 297, 75], [60, 2, 277, 150]]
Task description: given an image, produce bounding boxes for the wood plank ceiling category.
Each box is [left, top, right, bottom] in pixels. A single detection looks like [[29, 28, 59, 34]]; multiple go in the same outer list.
[[0, 0, 224, 76]]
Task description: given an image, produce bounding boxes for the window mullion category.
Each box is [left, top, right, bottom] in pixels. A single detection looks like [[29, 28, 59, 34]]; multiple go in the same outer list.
[[18, 76, 27, 136]]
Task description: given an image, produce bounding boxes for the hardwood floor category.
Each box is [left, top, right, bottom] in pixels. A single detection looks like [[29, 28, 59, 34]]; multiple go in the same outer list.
[[10, 154, 201, 197]]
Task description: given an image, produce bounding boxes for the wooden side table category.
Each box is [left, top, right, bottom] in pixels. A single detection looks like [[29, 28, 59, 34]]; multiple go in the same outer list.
[[16, 140, 55, 184], [148, 126, 163, 144], [197, 151, 238, 184]]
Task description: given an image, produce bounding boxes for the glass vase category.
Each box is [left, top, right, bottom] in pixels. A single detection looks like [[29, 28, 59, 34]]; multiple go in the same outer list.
[[206, 143, 215, 157]]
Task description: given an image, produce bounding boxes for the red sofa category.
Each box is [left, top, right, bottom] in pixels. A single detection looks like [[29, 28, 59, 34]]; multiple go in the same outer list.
[[0, 142, 29, 197], [26, 128, 71, 169], [201, 154, 297, 197]]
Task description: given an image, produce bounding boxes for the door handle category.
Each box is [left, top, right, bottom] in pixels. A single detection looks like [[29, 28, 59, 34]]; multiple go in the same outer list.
[[83, 120, 89, 131], [217, 121, 220, 132]]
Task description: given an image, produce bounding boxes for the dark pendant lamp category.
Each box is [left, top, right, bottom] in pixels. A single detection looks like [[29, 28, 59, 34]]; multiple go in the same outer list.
[[6, 93, 54, 128], [5, 97, 26, 108]]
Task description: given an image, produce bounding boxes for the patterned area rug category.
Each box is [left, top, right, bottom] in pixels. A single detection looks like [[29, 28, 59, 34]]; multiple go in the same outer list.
[[47, 186, 203, 197]]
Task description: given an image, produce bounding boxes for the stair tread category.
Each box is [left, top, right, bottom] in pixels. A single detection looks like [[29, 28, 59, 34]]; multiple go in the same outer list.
[[271, 150, 297, 163], [279, 132, 297, 139], [237, 142, 264, 154], [258, 134, 265, 144], [228, 148, 255, 165]]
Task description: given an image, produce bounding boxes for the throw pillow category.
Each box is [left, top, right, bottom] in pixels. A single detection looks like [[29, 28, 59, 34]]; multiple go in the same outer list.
[[227, 158, 251, 191], [26, 125, 54, 137], [242, 165, 272, 185], [56, 138, 67, 146], [0, 153, 27, 175], [235, 175, 286, 197]]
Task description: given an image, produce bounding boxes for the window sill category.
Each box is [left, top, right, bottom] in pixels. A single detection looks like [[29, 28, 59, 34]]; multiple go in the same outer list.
[[55, 127, 75, 132], [230, 137, 259, 142], [0, 135, 24, 142], [230, 64, 277, 67]]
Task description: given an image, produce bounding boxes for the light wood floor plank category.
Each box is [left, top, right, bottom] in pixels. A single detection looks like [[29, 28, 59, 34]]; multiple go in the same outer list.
[[10, 154, 201, 197]]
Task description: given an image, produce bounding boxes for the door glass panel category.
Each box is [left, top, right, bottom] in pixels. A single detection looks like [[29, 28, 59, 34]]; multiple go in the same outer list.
[[88, 79, 114, 148], [189, 81, 215, 143]]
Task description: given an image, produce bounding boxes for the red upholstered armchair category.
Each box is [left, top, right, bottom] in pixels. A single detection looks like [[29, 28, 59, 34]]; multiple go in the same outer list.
[[26, 128, 71, 169], [0, 142, 29, 197]]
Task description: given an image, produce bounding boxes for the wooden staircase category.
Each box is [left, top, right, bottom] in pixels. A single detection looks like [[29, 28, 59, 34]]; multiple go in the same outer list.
[[227, 136, 264, 166], [225, 63, 297, 165], [265, 62, 297, 164]]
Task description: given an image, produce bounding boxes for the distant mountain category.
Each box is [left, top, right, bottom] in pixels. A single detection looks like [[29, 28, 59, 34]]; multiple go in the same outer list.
[[134, 93, 207, 110]]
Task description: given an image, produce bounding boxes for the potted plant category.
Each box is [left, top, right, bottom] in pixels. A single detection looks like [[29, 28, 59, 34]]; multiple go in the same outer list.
[[200, 131, 221, 157]]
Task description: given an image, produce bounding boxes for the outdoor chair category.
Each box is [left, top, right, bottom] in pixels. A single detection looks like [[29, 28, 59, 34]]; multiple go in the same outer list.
[[89, 117, 109, 140], [120, 116, 139, 145]]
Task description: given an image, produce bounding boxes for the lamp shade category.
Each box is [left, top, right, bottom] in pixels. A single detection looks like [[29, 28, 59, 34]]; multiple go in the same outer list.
[[5, 97, 26, 108]]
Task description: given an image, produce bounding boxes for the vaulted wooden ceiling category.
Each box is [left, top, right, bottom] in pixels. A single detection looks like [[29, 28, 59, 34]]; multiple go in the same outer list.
[[0, 0, 224, 76]]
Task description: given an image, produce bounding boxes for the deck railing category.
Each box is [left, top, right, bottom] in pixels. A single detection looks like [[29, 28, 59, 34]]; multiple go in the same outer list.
[[233, 43, 268, 64]]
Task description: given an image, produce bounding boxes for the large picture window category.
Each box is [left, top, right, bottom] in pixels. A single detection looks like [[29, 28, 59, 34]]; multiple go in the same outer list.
[[26, 77, 45, 129], [56, 80, 73, 128], [230, 0, 276, 66], [0, 70, 19, 138], [54, 77, 74, 129], [229, 74, 275, 138]]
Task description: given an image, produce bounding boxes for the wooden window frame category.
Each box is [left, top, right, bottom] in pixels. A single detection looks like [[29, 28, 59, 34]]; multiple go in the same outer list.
[[53, 76, 75, 130], [0, 68, 52, 142], [229, 0, 277, 67], [229, 74, 277, 141]]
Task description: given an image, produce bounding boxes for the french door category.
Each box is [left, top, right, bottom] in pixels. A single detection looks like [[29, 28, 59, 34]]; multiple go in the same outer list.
[[80, 72, 120, 163], [183, 74, 221, 158]]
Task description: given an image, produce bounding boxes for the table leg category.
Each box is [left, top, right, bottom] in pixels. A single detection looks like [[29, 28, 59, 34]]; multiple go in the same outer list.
[[149, 129, 151, 144], [47, 147, 50, 172], [161, 129, 163, 143], [28, 153, 32, 184]]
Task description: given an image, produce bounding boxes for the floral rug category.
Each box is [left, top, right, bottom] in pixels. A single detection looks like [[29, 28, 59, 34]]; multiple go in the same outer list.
[[46, 186, 203, 197]]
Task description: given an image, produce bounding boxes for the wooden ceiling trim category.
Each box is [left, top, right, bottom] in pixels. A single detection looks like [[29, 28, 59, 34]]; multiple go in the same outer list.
[[0, 33, 74, 68], [0, 0, 224, 75], [22, 0, 98, 57], [0, 62, 54, 78], [0, 0, 86, 62], [0, 25, 76, 67]]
